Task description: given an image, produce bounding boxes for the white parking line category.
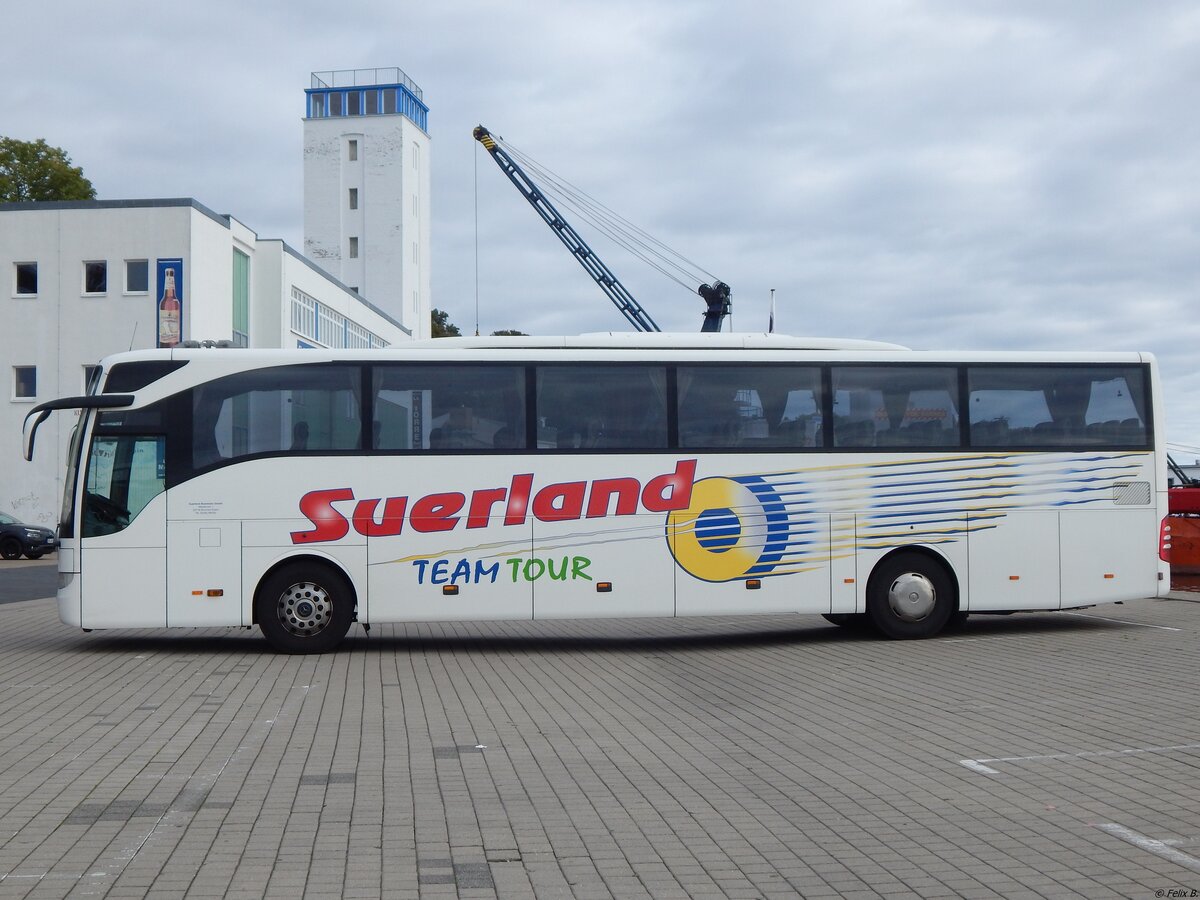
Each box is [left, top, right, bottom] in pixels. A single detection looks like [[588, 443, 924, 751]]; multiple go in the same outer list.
[[960, 741, 1200, 775], [959, 760, 1001, 775], [1093, 823, 1200, 874], [1059, 611, 1181, 631]]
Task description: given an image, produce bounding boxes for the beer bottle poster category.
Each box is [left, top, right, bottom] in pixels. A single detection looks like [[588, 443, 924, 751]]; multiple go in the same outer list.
[[156, 258, 184, 348]]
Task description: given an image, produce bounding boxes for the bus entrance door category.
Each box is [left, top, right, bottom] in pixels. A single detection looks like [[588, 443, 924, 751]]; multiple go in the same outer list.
[[79, 434, 168, 628]]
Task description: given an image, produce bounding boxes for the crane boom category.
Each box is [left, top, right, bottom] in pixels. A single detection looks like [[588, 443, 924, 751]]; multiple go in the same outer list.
[[474, 125, 660, 332]]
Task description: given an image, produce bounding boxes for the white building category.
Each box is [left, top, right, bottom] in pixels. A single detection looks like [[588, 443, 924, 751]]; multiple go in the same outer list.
[[1, 198, 411, 527], [304, 68, 432, 339]]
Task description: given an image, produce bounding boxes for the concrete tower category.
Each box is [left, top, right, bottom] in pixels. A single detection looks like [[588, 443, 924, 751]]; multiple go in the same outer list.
[[304, 68, 432, 339]]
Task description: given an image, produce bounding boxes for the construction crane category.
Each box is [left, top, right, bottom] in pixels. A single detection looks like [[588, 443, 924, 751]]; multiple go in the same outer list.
[[473, 125, 731, 333]]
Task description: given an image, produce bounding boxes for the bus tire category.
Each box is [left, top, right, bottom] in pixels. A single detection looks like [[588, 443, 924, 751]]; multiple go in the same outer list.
[[256, 562, 355, 654], [866, 551, 956, 639]]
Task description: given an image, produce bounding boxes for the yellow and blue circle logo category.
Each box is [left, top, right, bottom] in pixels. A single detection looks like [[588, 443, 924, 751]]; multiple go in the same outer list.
[[666, 476, 792, 582]]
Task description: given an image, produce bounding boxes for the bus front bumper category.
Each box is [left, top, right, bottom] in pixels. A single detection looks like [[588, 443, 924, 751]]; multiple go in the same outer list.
[[57, 548, 81, 627]]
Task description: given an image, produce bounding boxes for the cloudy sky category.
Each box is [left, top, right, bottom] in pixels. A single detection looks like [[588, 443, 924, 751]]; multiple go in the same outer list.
[[6, 1, 1200, 452]]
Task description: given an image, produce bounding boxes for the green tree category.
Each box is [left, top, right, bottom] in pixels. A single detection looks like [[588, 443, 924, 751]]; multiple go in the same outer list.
[[431, 308, 461, 338], [490, 329, 527, 336], [0, 137, 95, 202]]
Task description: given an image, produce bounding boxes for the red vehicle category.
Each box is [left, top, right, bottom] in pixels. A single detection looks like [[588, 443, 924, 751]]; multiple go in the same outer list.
[[1167, 457, 1200, 573]]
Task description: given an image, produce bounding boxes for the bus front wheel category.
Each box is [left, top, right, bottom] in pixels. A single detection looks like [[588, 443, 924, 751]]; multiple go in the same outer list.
[[866, 552, 956, 639], [256, 563, 355, 654]]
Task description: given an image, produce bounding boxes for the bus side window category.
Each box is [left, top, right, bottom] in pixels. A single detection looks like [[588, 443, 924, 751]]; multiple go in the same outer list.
[[536, 365, 668, 450], [968, 365, 1149, 449], [832, 366, 960, 449], [191, 364, 363, 469], [372, 364, 527, 451]]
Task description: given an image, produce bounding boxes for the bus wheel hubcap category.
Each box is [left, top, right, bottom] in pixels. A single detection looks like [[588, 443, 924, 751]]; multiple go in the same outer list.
[[888, 572, 935, 622], [278, 581, 332, 636]]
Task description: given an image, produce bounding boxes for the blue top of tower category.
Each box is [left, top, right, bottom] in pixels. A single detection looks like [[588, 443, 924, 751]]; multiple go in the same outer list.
[[306, 68, 428, 132]]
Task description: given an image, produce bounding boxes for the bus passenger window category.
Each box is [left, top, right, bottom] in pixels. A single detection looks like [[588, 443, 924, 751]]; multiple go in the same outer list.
[[536, 366, 667, 450], [372, 365, 526, 451], [191, 364, 363, 470], [832, 366, 960, 449], [677, 365, 822, 449], [968, 365, 1149, 448]]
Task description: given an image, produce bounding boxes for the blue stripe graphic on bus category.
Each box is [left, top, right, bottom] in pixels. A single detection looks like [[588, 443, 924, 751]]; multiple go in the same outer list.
[[665, 452, 1145, 583], [694, 508, 740, 552]]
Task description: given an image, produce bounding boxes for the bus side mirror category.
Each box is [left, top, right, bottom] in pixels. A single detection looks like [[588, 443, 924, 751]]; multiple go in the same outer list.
[[21, 394, 137, 461], [22, 409, 51, 461]]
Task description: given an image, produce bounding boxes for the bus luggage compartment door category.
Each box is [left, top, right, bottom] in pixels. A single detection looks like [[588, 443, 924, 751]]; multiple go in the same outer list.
[[967, 510, 1059, 611], [1060, 508, 1159, 607], [167, 521, 243, 626], [532, 512, 674, 619]]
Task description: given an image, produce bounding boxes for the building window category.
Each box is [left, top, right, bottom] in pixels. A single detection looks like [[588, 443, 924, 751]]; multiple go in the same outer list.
[[232, 249, 250, 348], [365, 89, 379, 115], [290, 286, 385, 350], [13, 366, 36, 400], [14, 262, 37, 296], [383, 89, 397, 115], [348, 139, 358, 161], [311, 93, 326, 118], [349, 237, 359, 259], [83, 260, 107, 295], [83, 365, 100, 393], [125, 259, 149, 293], [329, 92, 343, 116], [349, 188, 358, 210], [347, 91, 361, 116]]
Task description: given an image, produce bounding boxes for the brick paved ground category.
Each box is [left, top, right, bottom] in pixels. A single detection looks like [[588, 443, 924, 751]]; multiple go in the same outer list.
[[0, 565, 1198, 898]]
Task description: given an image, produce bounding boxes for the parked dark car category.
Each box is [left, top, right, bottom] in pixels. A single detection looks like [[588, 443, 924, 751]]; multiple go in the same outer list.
[[0, 512, 57, 560]]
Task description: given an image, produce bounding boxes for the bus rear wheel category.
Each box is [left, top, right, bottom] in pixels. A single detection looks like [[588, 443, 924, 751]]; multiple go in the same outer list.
[[866, 552, 956, 639], [256, 563, 354, 654]]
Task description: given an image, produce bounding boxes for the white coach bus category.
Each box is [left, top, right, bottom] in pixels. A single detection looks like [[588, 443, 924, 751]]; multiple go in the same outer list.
[[24, 334, 1170, 653]]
